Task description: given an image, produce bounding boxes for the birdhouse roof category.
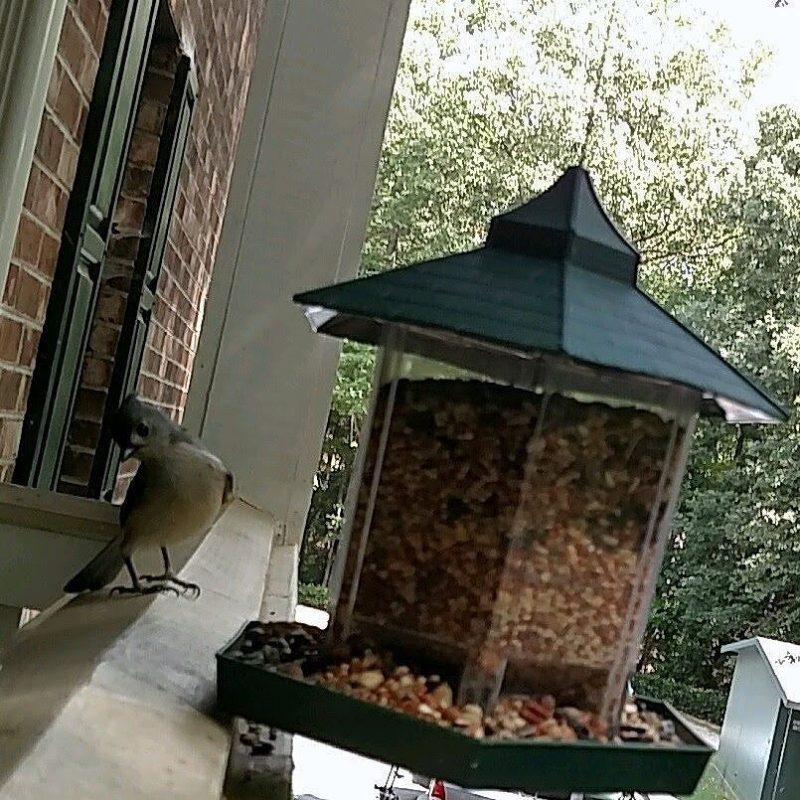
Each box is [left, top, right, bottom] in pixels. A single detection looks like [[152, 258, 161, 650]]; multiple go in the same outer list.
[[294, 166, 786, 423], [723, 637, 800, 709]]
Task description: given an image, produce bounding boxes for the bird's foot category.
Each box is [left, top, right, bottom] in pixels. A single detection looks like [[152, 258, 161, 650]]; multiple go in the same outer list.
[[109, 582, 180, 598], [141, 573, 201, 599]]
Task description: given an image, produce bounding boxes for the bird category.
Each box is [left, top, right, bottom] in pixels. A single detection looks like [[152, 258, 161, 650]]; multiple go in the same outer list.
[[64, 395, 235, 598]]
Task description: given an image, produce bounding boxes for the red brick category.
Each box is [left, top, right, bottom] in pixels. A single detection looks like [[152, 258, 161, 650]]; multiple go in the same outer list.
[[78, 52, 101, 100], [24, 165, 68, 233], [149, 41, 180, 73], [13, 216, 44, 268], [0, 418, 22, 459], [57, 139, 80, 187], [59, 448, 93, 481], [76, 104, 89, 141], [94, 291, 127, 323], [107, 235, 140, 262], [53, 69, 84, 138], [169, 315, 187, 344], [56, 2, 103, 99], [135, 98, 168, 137], [128, 130, 161, 166], [58, 9, 90, 94], [67, 417, 101, 448], [142, 70, 174, 105], [74, 386, 107, 421], [149, 324, 165, 351], [9, 0, 267, 483], [35, 115, 66, 181], [177, 293, 192, 320], [46, 58, 64, 111], [82, 357, 112, 387], [122, 165, 154, 199], [139, 374, 160, 400], [38, 232, 61, 280], [0, 370, 23, 411], [4, 265, 50, 322], [161, 384, 180, 405], [90, 1, 110, 51], [112, 196, 146, 233], [88, 323, 119, 358], [105, 273, 132, 293], [77, 0, 103, 50], [19, 328, 41, 368], [164, 360, 186, 386], [143, 347, 162, 375]]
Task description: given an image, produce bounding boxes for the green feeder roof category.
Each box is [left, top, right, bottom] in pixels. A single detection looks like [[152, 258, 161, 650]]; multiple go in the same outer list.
[[294, 166, 786, 424]]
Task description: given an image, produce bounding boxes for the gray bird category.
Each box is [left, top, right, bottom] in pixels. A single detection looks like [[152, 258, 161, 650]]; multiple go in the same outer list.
[[64, 395, 235, 597]]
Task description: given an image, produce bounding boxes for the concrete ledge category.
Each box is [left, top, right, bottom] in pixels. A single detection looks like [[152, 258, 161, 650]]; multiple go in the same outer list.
[[0, 499, 274, 800], [260, 543, 299, 622]]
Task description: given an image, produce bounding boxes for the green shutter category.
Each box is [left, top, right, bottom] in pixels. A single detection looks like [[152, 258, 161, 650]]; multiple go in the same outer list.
[[89, 55, 196, 498], [14, 0, 158, 488]]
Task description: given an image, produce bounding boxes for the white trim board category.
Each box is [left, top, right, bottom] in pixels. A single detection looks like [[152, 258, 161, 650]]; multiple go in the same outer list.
[[0, 484, 118, 609], [0, 0, 68, 297], [723, 637, 800, 710]]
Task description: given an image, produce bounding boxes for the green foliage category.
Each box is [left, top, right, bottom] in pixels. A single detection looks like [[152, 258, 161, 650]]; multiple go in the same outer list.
[[633, 674, 727, 725], [300, 339, 375, 585], [300, 0, 800, 722], [643, 104, 800, 703], [298, 583, 330, 611], [689, 762, 733, 800]]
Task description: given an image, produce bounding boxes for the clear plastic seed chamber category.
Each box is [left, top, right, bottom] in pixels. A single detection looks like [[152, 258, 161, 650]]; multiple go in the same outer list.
[[216, 166, 785, 795], [328, 340, 697, 728]]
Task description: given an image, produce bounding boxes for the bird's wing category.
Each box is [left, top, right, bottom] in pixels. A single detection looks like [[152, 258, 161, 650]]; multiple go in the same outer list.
[[214, 470, 236, 523], [223, 471, 235, 506], [169, 425, 197, 446], [120, 462, 148, 529]]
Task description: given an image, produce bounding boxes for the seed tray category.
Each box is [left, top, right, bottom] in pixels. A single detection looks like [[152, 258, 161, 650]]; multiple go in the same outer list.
[[216, 622, 713, 795]]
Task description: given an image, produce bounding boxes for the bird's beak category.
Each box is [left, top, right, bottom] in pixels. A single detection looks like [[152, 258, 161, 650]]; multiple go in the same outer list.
[[121, 446, 135, 461]]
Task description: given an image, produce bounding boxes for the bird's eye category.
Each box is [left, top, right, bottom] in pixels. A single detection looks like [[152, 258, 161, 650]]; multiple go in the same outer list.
[[135, 422, 150, 438]]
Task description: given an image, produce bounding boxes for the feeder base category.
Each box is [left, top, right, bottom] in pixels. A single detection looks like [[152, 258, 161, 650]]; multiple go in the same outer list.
[[215, 624, 712, 796]]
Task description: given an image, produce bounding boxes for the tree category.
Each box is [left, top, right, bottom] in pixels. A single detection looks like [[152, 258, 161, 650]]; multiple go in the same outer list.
[[368, 0, 765, 275], [299, 341, 373, 584], [642, 105, 800, 716]]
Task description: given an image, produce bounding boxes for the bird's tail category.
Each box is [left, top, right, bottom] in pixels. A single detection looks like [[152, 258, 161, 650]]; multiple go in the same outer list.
[[64, 537, 124, 593]]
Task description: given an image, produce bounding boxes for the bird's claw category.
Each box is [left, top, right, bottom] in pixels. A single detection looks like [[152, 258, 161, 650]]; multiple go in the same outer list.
[[181, 583, 201, 599], [140, 573, 201, 599], [109, 583, 180, 598]]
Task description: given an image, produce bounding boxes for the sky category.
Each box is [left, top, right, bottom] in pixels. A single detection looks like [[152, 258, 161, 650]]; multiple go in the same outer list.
[[698, 0, 800, 110]]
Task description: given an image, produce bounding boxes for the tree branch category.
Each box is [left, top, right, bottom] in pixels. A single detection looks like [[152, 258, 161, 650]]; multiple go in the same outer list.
[[578, 0, 618, 165], [642, 231, 745, 264]]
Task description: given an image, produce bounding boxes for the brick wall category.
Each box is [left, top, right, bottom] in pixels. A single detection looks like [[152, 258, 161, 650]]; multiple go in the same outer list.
[[0, 0, 110, 481], [138, 0, 265, 422], [60, 35, 180, 494], [0, 0, 266, 485]]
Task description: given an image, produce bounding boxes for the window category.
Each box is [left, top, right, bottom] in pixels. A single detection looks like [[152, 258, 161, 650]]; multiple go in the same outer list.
[[14, 0, 195, 497]]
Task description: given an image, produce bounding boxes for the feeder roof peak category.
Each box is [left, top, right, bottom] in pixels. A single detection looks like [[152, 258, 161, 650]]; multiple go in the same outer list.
[[488, 166, 639, 283]]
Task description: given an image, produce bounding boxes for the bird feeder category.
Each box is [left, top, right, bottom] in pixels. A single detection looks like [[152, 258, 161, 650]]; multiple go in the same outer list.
[[298, 166, 784, 723], [216, 167, 785, 796]]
